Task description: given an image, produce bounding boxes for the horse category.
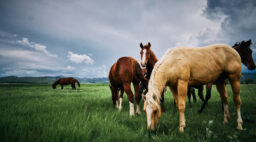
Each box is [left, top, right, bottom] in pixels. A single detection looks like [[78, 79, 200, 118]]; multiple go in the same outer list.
[[196, 39, 255, 113], [52, 77, 80, 89], [140, 42, 166, 111], [143, 44, 243, 132], [109, 57, 148, 116]]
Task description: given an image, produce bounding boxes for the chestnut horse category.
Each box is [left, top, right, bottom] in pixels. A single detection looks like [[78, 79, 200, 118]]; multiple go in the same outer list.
[[144, 44, 243, 132], [52, 77, 80, 89], [140, 42, 166, 111], [197, 39, 255, 113], [109, 57, 148, 116]]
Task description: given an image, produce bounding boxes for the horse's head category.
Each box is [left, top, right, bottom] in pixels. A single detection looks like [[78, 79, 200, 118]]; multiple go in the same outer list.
[[143, 92, 162, 131], [233, 39, 256, 70], [140, 42, 151, 67], [52, 84, 56, 89]]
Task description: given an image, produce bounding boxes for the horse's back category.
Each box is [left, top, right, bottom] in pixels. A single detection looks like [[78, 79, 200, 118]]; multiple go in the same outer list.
[[158, 44, 241, 85]]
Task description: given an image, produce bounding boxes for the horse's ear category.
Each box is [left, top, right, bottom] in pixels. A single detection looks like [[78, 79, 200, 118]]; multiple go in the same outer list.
[[248, 39, 252, 44], [148, 42, 151, 48], [140, 43, 143, 48], [244, 40, 252, 47]]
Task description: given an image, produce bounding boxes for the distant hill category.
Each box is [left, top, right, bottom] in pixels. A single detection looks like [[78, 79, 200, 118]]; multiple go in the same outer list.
[[0, 76, 109, 84], [0, 72, 255, 84], [241, 72, 256, 84]]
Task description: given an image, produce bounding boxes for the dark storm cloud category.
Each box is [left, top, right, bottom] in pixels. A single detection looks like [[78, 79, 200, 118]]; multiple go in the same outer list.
[[205, 0, 256, 43]]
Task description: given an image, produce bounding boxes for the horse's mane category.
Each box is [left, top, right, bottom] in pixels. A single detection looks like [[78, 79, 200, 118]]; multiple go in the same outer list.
[[147, 48, 173, 105]]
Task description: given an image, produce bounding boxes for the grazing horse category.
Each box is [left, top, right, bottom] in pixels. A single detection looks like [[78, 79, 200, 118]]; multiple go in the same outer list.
[[109, 57, 148, 116], [197, 39, 255, 113], [52, 77, 80, 89], [143, 44, 243, 132], [140, 42, 166, 111]]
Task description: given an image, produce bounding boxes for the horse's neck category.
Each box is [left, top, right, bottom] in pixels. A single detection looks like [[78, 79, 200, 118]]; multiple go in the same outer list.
[[146, 51, 158, 79], [148, 69, 166, 99]]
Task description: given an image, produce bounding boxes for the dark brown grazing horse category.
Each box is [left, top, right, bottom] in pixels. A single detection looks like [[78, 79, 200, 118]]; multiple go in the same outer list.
[[140, 42, 166, 111], [52, 77, 80, 89], [195, 39, 255, 113], [109, 57, 148, 116]]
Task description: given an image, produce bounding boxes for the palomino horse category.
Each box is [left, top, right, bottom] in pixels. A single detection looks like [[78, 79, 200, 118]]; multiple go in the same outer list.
[[109, 57, 148, 116], [140, 42, 166, 111], [197, 39, 255, 113], [52, 77, 80, 89], [143, 44, 243, 132]]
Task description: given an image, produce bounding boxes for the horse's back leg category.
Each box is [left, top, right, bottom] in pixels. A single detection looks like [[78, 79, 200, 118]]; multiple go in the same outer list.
[[191, 88, 196, 103], [133, 82, 141, 115], [216, 82, 230, 124], [118, 88, 124, 111], [61, 85, 63, 90], [177, 79, 188, 133], [187, 87, 191, 104], [198, 84, 212, 113], [229, 74, 243, 130], [123, 83, 134, 117], [197, 86, 204, 102]]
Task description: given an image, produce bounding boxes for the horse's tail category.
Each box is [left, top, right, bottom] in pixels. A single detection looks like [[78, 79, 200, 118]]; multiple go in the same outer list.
[[76, 80, 80, 87], [134, 62, 148, 91]]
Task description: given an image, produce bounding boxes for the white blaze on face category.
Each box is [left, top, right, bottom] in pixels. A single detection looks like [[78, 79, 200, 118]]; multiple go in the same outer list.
[[146, 105, 153, 127], [141, 49, 147, 66]]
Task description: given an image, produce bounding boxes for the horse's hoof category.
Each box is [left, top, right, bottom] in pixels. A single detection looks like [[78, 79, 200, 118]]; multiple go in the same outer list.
[[223, 120, 228, 124], [136, 111, 141, 115], [118, 108, 122, 112], [237, 124, 243, 131], [179, 127, 184, 133]]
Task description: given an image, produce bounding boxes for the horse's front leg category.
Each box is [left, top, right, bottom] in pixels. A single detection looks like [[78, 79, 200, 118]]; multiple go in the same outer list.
[[216, 82, 230, 124], [177, 79, 188, 133]]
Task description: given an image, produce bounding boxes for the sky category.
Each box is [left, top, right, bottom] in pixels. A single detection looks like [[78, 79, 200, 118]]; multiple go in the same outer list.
[[0, 0, 256, 78]]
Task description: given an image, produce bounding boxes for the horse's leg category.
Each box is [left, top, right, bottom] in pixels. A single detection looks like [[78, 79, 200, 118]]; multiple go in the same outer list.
[[111, 87, 119, 108], [71, 83, 76, 89], [177, 80, 188, 133], [216, 82, 230, 124], [169, 86, 178, 108], [160, 87, 165, 112], [123, 83, 134, 117], [134, 82, 141, 115], [191, 88, 196, 102], [61, 84, 63, 90], [197, 85, 204, 102], [118, 88, 124, 111], [198, 84, 212, 113], [187, 86, 191, 104], [229, 74, 243, 130]]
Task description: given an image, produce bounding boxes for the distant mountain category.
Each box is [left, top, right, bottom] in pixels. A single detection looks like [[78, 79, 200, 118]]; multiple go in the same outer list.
[[0, 76, 109, 84], [241, 72, 256, 84], [0, 72, 255, 84]]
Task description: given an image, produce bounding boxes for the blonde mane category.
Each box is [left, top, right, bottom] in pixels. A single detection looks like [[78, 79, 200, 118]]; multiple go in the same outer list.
[[146, 48, 173, 106]]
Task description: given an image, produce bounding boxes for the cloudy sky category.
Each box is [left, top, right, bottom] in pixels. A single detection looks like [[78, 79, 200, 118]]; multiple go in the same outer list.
[[0, 0, 255, 77]]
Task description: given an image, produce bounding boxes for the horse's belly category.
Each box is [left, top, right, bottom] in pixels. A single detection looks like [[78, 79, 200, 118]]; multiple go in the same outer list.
[[188, 70, 222, 86]]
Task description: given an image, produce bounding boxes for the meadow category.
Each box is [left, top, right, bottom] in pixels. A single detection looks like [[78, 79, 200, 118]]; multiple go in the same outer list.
[[0, 83, 255, 142]]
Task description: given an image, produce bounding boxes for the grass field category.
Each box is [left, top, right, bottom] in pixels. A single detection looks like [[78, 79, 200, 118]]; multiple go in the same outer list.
[[0, 83, 255, 142]]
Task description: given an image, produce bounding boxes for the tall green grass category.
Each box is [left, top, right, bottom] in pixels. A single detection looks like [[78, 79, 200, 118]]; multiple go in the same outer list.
[[0, 84, 255, 142]]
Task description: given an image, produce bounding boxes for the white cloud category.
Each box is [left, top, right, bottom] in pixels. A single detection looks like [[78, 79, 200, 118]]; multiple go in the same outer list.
[[68, 51, 94, 64], [17, 37, 57, 58]]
